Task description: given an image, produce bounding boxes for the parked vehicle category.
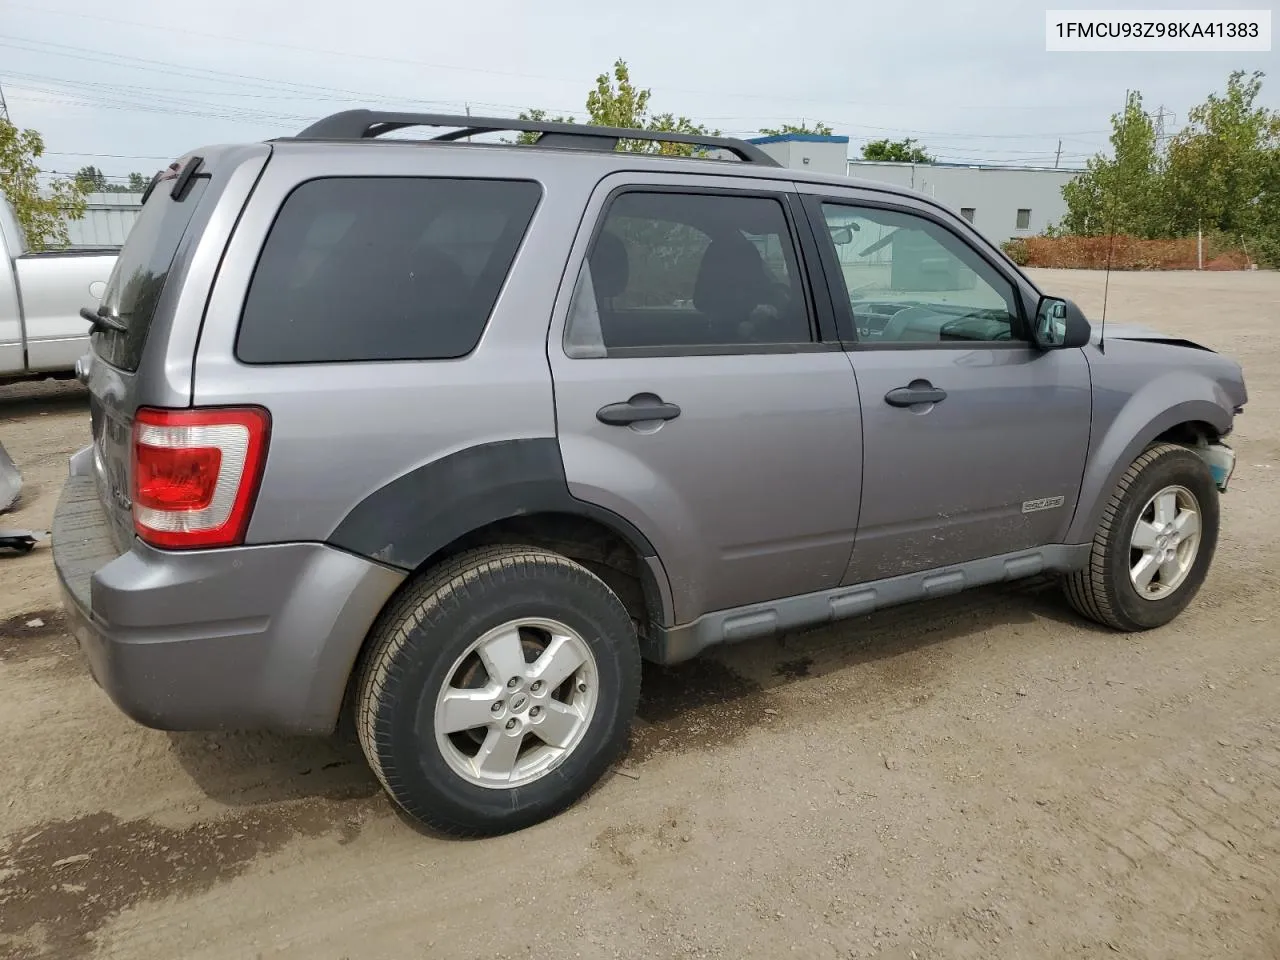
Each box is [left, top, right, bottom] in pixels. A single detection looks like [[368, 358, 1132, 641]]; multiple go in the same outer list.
[[52, 112, 1247, 835], [1, 192, 117, 383]]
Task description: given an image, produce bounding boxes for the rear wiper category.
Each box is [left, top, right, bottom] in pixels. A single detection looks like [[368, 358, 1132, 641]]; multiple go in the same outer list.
[[80, 306, 127, 334]]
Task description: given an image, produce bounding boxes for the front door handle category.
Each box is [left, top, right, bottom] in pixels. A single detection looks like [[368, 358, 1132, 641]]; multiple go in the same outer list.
[[884, 382, 947, 407], [596, 395, 682, 426]]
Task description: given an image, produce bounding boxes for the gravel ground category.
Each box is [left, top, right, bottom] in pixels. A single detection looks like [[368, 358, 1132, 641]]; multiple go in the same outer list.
[[1, 268, 1278, 960]]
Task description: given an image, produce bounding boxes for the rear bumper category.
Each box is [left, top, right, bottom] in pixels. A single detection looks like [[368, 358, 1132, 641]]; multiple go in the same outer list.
[[52, 471, 405, 735]]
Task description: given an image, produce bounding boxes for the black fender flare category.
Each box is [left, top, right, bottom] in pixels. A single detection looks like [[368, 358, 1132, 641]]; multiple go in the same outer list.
[[327, 438, 673, 622]]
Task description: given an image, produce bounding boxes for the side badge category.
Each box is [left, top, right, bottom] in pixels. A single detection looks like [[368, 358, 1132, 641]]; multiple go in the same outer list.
[[1022, 495, 1066, 514]]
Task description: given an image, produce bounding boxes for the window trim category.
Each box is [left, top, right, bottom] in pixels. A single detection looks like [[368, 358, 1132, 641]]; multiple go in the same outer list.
[[798, 193, 1031, 350], [563, 184, 834, 360], [233, 174, 544, 367], [1016, 208, 1032, 230]]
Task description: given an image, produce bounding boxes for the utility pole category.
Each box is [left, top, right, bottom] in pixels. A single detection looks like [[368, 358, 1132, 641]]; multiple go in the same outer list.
[[1054, 139, 1062, 168], [0, 79, 10, 122]]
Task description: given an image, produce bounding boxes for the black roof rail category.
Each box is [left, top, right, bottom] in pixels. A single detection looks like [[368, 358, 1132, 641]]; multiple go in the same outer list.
[[289, 110, 780, 166]]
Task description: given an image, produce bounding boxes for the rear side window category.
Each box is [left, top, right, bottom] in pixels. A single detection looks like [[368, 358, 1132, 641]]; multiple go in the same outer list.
[[94, 178, 209, 372], [236, 177, 541, 364], [563, 191, 813, 357]]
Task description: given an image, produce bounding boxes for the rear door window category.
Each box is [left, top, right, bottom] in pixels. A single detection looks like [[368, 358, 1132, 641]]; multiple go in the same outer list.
[[236, 177, 541, 364], [94, 177, 209, 372], [564, 190, 814, 356]]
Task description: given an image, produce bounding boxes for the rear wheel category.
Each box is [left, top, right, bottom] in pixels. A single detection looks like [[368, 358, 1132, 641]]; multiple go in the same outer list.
[[1064, 443, 1219, 631], [356, 545, 640, 835]]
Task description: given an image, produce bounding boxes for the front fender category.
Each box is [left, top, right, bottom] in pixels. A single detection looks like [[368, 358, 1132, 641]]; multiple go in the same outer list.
[[1065, 371, 1233, 544]]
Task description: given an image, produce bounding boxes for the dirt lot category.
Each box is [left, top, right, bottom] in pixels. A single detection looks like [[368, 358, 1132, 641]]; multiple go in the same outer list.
[[1, 268, 1278, 960]]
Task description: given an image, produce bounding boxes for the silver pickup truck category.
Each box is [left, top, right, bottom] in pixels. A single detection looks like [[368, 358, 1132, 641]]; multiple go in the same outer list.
[[1, 191, 118, 383]]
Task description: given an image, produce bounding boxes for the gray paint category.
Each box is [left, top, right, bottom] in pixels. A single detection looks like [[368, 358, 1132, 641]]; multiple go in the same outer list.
[[53, 472, 404, 734], [50, 130, 1248, 737], [547, 170, 862, 622]]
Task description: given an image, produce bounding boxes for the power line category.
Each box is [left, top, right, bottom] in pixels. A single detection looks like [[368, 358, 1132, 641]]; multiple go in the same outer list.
[[5, 5, 1124, 113]]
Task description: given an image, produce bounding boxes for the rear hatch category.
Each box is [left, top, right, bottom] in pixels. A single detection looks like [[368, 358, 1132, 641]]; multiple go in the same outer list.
[[85, 150, 260, 550]]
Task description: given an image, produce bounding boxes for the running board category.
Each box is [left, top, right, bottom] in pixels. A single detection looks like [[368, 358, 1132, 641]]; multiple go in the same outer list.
[[646, 544, 1091, 664]]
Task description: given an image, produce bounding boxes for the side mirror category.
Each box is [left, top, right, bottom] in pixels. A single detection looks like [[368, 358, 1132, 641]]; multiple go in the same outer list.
[[829, 226, 855, 245], [1033, 296, 1091, 350]]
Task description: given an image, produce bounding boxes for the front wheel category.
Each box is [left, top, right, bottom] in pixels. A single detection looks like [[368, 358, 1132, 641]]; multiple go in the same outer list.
[[355, 545, 641, 836], [1064, 443, 1220, 631]]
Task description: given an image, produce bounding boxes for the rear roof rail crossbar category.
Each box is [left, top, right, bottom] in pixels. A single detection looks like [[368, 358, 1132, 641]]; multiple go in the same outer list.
[[289, 110, 781, 166]]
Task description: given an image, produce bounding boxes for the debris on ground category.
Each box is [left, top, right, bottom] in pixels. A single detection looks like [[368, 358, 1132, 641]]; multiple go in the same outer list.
[[0, 529, 47, 555], [0, 442, 20, 513]]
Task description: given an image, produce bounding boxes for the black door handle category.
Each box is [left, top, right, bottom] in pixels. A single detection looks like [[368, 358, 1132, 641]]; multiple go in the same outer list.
[[884, 384, 947, 407], [596, 396, 682, 426]]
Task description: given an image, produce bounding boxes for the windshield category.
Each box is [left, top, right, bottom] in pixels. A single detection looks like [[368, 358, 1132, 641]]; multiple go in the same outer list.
[[94, 177, 209, 372]]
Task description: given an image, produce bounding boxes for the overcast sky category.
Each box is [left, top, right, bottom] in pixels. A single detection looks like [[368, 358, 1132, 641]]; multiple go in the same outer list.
[[2, 0, 1275, 183]]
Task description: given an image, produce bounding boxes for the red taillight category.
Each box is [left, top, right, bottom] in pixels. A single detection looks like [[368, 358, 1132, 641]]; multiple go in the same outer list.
[[131, 407, 270, 549]]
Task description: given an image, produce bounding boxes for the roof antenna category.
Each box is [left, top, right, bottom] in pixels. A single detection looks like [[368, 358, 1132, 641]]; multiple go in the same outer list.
[[1098, 88, 1131, 355]]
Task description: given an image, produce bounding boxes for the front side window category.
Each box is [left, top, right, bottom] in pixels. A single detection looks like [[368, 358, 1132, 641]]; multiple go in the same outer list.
[[237, 177, 541, 364], [564, 191, 813, 356], [820, 202, 1021, 345]]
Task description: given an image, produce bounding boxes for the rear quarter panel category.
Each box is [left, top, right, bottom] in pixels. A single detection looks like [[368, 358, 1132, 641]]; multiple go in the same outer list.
[[192, 144, 603, 546]]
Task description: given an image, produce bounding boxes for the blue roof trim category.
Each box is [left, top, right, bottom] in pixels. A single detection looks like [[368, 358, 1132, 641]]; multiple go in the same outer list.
[[747, 134, 850, 145]]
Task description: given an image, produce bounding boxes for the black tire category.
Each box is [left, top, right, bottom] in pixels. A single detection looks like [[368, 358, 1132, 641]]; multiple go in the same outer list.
[[355, 545, 641, 836], [1064, 443, 1219, 631]]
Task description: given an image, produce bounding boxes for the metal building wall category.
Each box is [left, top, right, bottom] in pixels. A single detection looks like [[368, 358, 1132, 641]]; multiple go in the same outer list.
[[846, 162, 1080, 244], [63, 193, 143, 249]]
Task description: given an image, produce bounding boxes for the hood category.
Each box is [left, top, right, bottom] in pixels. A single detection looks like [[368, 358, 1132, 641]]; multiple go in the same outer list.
[[1093, 322, 1217, 353]]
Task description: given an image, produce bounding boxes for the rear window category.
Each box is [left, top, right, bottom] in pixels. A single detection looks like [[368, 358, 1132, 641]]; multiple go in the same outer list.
[[94, 178, 209, 372], [236, 177, 542, 364]]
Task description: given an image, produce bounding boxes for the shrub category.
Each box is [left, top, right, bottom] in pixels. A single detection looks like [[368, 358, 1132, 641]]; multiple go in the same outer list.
[[1010, 234, 1252, 270]]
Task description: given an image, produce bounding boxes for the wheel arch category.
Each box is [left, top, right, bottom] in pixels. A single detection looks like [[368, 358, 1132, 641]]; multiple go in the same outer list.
[[327, 440, 677, 734], [1065, 395, 1230, 544]]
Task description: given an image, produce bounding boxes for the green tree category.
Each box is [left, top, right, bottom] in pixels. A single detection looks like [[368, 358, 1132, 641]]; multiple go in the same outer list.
[[1163, 70, 1279, 244], [0, 119, 88, 251], [1061, 91, 1164, 237], [514, 108, 577, 146], [127, 171, 150, 192], [860, 138, 934, 163], [75, 165, 108, 192], [518, 59, 718, 156], [760, 121, 833, 136]]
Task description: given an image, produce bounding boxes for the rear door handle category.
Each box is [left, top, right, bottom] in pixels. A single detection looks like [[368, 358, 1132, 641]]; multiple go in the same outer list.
[[884, 383, 947, 407], [596, 395, 682, 426]]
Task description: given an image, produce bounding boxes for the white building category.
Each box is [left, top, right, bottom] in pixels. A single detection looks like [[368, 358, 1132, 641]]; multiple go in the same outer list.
[[748, 134, 1082, 244]]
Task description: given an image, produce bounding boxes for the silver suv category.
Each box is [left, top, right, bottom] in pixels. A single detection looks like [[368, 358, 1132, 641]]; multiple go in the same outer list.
[[53, 111, 1247, 835]]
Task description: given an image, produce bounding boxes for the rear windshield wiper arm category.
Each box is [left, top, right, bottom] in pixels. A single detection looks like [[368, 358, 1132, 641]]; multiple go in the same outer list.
[[80, 306, 127, 334]]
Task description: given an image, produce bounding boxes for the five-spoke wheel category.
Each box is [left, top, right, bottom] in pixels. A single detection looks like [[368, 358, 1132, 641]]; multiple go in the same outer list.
[[1065, 443, 1219, 631], [434, 618, 598, 789], [356, 546, 640, 836]]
